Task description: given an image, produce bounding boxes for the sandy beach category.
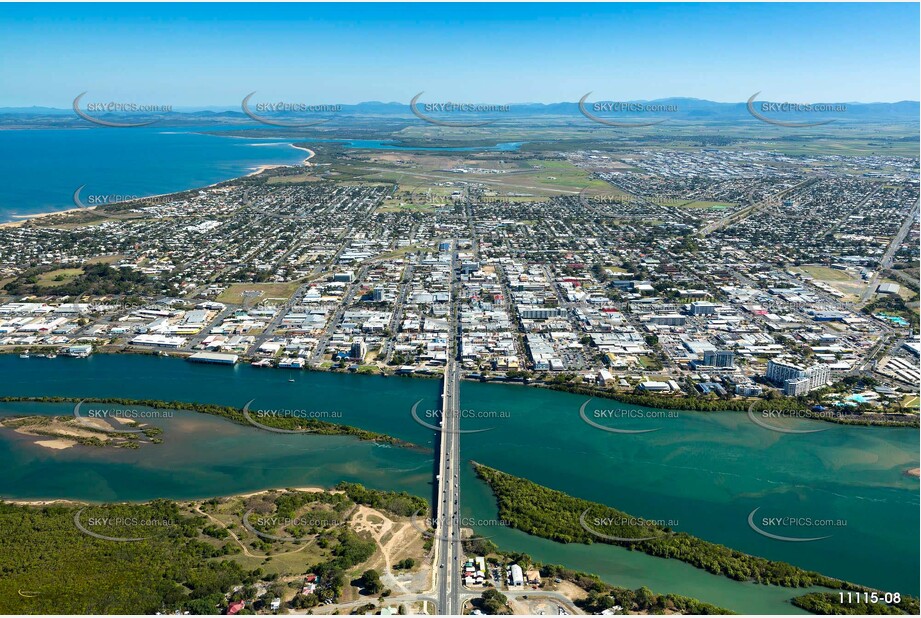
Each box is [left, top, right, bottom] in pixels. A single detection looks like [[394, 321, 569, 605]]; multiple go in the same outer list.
[[291, 144, 316, 165], [247, 145, 315, 176], [232, 486, 331, 499], [247, 164, 287, 176], [33, 438, 75, 450], [2, 142, 314, 227], [2, 485, 335, 507], [0, 207, 88, 229]]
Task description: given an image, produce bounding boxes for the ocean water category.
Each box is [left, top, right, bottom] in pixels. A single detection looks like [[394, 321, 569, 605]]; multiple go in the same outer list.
[[0, 128, 306, 222], [0, 127, 523, 221]]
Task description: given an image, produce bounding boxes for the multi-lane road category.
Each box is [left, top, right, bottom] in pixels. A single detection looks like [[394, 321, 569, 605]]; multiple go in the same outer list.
[[434, 245, 463, 615], [857, 199, 920, 306]]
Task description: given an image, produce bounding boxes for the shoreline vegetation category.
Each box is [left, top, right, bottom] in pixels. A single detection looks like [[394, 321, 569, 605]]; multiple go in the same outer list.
[[540, 382, 919, 427], [0, 413, 162, 450], [0, 146, 915, 431], [0, 396, 421, 450], [2, 349, 916, 430], [534, 563, 732, 615], [0, 484, 428, 615], [472, 463, 919, 615], [0, 485, 733, 616]]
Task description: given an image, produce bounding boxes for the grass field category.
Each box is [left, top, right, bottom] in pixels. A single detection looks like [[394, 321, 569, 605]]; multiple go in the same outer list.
[[267, 173, 323, 184], [377, 243, 436, 260], [377, 202, 438, 213], [797, 265, 856, 282], [334, 153, 612, 200], [509, 159, 608, 192], [216, 282, 301, 305], [34, 268, 84, 287], [199, 494, 334, 575], [901, 395, 920, 409], [663, 200, 735, 209], [85, 254, 125, 265]]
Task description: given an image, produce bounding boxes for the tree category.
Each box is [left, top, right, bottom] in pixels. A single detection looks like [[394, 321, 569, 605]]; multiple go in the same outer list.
[[479, 589, 509, 615], [357, 569, 383, 595], [394, 558, 415, 570]]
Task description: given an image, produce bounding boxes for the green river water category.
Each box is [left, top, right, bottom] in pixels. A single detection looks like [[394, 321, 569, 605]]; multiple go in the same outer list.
[[1, 354, 917, 613]]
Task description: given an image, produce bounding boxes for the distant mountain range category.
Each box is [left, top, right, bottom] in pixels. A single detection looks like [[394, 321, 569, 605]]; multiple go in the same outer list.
[[2, 97, 918, 122]]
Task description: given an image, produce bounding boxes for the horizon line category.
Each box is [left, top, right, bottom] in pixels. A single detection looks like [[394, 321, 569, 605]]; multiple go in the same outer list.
[[3, 97, 921, 112]]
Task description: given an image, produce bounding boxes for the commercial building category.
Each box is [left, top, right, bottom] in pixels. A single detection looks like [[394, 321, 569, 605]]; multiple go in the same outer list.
[[877, 283, 901, 295], [350, 338, 368, 361], [188, 351, 239, 365], [130, 334, 186, 348], [766, 358, 830, 395], [647, 314, 687, 326], [519, 307, 566, 320], [65, 344, 93, 358], [688, 301, 718, 316], [783, 377, 812, 396], [702, 349, 735, 368]]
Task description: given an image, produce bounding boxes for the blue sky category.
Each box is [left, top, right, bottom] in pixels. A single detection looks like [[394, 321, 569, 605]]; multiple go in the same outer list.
[[0, 3, 918, 107]]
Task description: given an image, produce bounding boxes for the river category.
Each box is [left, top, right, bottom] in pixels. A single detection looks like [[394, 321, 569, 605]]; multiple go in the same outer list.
[[0, 354, 916, 613]]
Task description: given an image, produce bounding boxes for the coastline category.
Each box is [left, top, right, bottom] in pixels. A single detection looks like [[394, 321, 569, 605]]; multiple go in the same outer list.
[[246, 143, 314, 176], [0, 484, 333, 507], [0, 142, 313, 228], [1, 350, 917, 428], [0, 206, 88, 229], [0, 140, 915, 430]]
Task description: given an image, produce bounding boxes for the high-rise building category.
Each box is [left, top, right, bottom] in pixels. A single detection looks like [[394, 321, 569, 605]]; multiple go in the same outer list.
[[783, 377, 811, 397], [350, 339, 367, 361], [689, 301, 718, 315], [702, 349, 735, 368], [766, 359, 830, 394]]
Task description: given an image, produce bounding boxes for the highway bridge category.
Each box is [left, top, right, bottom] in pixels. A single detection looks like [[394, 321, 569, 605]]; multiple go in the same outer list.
[[434, 245, 463, 615]]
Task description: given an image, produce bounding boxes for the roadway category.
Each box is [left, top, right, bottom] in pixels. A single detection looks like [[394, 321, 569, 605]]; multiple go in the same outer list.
[[308, 265, 369, 363], [698, 178, 815, 237], [857, 199, 919, 307], [383, 264, 414, 363], [435, 245, 463, 615]]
